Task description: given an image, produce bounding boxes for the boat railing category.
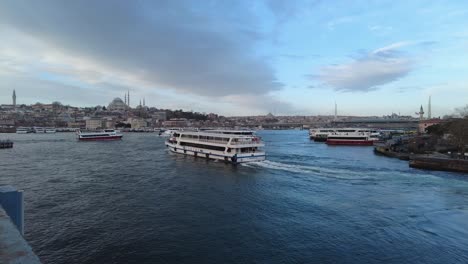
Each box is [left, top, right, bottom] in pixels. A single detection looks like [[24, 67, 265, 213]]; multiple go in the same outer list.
[[192, 138, 229, 145], [230, 138, 263, 145], [180, 137, 263, 145]]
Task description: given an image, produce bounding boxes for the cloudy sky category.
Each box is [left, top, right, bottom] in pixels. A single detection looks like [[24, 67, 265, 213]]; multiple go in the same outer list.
[[0, 0, 467, 116]]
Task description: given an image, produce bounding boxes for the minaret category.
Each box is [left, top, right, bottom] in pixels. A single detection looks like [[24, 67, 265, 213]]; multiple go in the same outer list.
[[12, 90, 16, 108], [428, 95, 432, 119], [416, 105, 424, 120], [124, 92, 127, 105], [143, 97, 145, 107], [139, 99, 142, 107], [127, 90, 130, 107]]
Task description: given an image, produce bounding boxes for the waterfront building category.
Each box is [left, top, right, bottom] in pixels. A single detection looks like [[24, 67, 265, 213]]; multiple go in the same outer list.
[[85, 118, 104, 130], [419, 118, 443, 133], [67, 121, 85, 129], [128, 117, 147, 129], [103, 117, 117, 129]]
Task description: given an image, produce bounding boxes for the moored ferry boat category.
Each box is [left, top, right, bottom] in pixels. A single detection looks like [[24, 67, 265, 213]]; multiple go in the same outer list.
[[33, 127, 45, 133], [309, 128, 336, 141], [326, 128, 380, 146], [77, 129, 123, 141], [16, 127, 32, 134], [165, 130, 265, 164], [45, 127, 57, 133]]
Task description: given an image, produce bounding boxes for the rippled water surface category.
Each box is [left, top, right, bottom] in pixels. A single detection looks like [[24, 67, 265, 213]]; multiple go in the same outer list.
[[1, 130, 468, 263]]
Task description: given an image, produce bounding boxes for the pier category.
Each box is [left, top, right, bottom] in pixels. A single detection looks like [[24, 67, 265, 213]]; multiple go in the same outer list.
[[0, 140, 13, 149], [0, 186, 41, 264], [409, 155, 468, 173]]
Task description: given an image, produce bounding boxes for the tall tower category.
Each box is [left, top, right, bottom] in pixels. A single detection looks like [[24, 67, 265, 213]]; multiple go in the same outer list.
[[416, 105, 424, 120], [124, 92, 127, 105], [334, 101, 337, 121], [12, 90, 16, 108], [428, 95, 432, 119], [143, 97, 145, 107]]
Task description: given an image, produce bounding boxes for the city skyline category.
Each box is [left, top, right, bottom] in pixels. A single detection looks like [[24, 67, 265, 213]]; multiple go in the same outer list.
[[1, 1, 467, 117]]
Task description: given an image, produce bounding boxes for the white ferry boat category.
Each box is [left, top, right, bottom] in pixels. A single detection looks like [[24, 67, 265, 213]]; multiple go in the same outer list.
[[77, 129, 123, 141], [45, 127, 56, 133], [159, 129, 179, 137], [165, 130, 265, 163], [33, 127, 45, 133], [16, 127, 31, 134], [309, 128, 336, 141], [326, 128, 380, 146]]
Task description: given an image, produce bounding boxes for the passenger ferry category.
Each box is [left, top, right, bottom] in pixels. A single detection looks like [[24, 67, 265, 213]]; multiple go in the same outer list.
[[16, 127, 31, 134], [33, 127, 45, 133], [45, 127, 57, 133], [326, 128, 380, 146], [165, 130, 265, 163], [309, 128, 336, 141], [77, 129, 123, 141]]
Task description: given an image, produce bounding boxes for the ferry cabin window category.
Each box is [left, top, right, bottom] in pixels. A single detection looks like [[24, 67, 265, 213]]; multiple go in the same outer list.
[[240, 147, 258, 153], [179, 142, 225, 151]]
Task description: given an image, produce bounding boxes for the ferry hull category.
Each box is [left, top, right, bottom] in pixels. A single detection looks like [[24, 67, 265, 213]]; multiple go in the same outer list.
[[78, 135, 123, 141], [326, 140, 374, 146], [314, 137, 328, 142], [165, 143, 265, 164]]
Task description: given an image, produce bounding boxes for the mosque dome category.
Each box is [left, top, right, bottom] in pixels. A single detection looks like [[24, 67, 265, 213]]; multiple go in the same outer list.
[[108, 97, 128, 111]]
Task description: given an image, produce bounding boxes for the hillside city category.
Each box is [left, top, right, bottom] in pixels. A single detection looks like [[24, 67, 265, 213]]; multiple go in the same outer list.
[[0, 89, 444, 132]]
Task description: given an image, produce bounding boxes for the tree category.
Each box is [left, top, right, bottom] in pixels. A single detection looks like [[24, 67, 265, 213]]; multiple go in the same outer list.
[[447, 118, 468, 154], [455, 105, 468, 118], [52, 101, 62, 108], [426, 124, 445, 137]]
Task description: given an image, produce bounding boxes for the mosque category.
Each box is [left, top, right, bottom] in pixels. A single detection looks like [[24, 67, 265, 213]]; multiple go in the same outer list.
[[108, 97, 128, 111], [107, 90, 147, 111]]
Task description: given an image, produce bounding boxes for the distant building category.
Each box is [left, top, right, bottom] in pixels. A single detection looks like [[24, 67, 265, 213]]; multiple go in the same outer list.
[[419, 118, 443, 133], [152, 112, 167, 121], [32, 103, 54, 111], [85, 118, 104, 130], [108, 98, 128, 112], [102, 117, 117, 129], [163, 118, 188, 127], [128, 117, 147, 129], [68, 121, 85, 129]]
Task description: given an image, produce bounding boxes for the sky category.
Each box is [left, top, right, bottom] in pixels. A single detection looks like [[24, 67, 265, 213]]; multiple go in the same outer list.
[[0, 0, 467, 117]]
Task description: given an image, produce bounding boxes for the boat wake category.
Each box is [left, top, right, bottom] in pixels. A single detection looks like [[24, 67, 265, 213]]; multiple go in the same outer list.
[[242, 160, 374, 180]]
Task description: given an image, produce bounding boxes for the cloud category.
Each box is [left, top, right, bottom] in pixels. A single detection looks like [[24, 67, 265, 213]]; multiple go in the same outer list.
[[312, 42, 414, 92], [221, 94, 299, 115], [0, 0, 283, 98], [326, 16, 356, 30]]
